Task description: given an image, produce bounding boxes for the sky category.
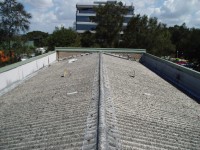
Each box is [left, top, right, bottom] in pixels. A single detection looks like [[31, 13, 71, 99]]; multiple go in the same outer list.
[[17, 0, 200, 33]]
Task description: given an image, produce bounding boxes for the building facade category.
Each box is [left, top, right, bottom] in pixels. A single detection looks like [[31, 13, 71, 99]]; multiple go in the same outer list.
[[76, 1, 134, 33]]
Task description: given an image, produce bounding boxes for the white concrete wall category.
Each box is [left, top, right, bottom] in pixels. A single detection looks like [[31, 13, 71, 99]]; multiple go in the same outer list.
[[140, 53, 200, 100], [0, 52, 56, 92]]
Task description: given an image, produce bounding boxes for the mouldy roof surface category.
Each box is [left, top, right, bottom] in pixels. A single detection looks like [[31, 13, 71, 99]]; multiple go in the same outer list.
[[0, 53, 200, 150]]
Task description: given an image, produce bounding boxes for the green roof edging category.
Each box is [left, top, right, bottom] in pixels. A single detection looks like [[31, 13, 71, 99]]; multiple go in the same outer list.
[[144, 53, 200, 79], [0, 51, 56, 74], [55, 47, 146, 53]]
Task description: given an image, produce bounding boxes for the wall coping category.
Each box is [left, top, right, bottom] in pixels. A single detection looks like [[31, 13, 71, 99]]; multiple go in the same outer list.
[[55, 47, 146, 53]]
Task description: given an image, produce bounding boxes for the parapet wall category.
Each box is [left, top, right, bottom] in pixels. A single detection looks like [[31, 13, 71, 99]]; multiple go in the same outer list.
[[0, 52, 56, 92], [140, 53, 200, 101], [55, 47, 146, 61]]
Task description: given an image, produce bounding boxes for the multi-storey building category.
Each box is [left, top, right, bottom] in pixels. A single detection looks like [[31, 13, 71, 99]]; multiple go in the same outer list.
[[76, 0, 134, 33]]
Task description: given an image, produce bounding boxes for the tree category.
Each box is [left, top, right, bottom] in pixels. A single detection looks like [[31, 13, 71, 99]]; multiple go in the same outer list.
[[123, 14, 175, 56], [80, 31, 96, 47], [185, 28, 200, 64], [169, 23, 190, 58], [47, 26, 80, 51], [0, 0, 32, 50], [151, 28, 175, 56], [26, 31, 49, 47], [92, 2, 128, 47], [123, 15, 148, 48], [0, 29, 7, 49], [167, 23, 200, 69]]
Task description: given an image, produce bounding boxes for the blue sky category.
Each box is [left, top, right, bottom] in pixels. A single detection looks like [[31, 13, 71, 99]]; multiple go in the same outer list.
[[17, 0, 200, 33]]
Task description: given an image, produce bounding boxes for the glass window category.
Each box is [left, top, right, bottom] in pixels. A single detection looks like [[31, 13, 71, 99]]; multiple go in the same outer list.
[[78, 8, 95, 14], [124, 17, 131, 23], [77, 16, 93, 22], [126, 7, 134, 15], [76, 24, 97, 31]]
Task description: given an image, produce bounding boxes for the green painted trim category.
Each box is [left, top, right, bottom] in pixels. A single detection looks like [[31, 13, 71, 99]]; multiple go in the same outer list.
[[144, 53, 200, 79], [0, 51, 56, 74], [55, 47, 146, 53]]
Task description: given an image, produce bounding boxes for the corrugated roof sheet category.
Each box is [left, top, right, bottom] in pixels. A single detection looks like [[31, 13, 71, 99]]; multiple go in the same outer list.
[[103, 54, 200, 149], [0, 53, 200, 149], [0, 54, 99, 149]]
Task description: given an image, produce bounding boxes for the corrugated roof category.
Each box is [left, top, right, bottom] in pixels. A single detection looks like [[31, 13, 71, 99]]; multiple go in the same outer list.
[[102, 54, 200, 149], [0, 54, 99, 149], [0, 53, 200, 149]]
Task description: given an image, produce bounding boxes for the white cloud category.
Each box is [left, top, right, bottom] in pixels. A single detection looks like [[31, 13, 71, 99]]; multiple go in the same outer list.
[[53, 0, 75, 20], [187, 10, 200, 28], [18, 0, 200, 33], [122, 0, 157, 17], [31, 11, 56, 24], [22, 0, 53, 9], [151, 0, 200, 27], [159, 0, 194, 18]]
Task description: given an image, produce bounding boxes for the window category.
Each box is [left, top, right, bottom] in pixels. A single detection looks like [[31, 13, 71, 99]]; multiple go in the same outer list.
[[78, 8, 95, 14], [124, 17, 131, 23], [76, 24, 97, 30], [77, 16, 92, 22]]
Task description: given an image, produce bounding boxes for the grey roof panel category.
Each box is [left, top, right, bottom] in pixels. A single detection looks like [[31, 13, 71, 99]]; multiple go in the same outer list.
[[102, 54, 200, 149], [0, 53, 199, 150], [0, 54, 99, 149]]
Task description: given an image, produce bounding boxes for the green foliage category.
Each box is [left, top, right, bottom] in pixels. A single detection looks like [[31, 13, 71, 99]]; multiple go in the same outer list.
[[123, 15, 148, 48], [169, 23, 190, 57], [80, 31, 96, 47], [0, 29, 7, 48], [169, 24, 200, 65], [26, 31, 49, 47], [0, 0, 32, 50], [10, 35, 34, 55], [92, 2, 128, 47], [47, 26, 80, 51], [123, 14, 175, 56], [184, 28, 200, 63], [70, 35, 81, 47], [151, 29, 175, 56]]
